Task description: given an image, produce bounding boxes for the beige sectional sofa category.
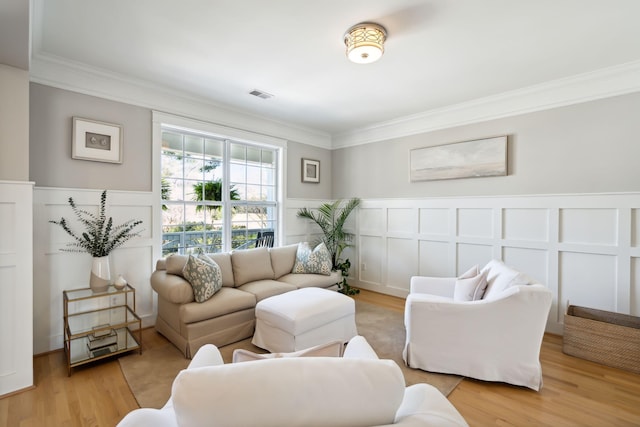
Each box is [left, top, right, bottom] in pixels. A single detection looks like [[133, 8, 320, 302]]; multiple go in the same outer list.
[[151, 244, 341, 357]]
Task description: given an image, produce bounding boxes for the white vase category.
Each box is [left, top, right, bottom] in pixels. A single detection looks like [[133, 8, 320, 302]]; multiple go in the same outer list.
[[90, 255, 111, 293], [114, 274, 127, 290]]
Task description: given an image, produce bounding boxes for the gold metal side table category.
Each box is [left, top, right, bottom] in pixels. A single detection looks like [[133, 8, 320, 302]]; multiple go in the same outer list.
[[63, 284, 142, 375]]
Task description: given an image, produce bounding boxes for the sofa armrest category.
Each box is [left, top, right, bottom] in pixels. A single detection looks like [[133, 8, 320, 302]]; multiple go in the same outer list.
[[116, 408, 178, 427], [343, 335, 379, 359], [151, 270, 194, 304], [187, 344, 224, 369], [410, 276, 456, 298], [393, 384, 468, 426]]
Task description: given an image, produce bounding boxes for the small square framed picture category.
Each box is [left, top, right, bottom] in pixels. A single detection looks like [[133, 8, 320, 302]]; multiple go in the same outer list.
[[72, 117, 123, 163], [301, 158, 320, 183]]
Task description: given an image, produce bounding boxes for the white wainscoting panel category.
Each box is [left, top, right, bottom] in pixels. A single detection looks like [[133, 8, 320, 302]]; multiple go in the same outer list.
[[502, 247, 548, 285], [387, 238, 417, 292], [418, 240, 451, 277], [458, 208, 493, 238], [502, 208, 549, 242], [457, 243, 493, 273], [560, 208, 618, 246], [360, 236, 383, 284], [33, 188, 157, 354], [559, 252, 617, 313], [632, 208, 640, 247], [346, 193, 640, 335], [360, 208, 384, 234], [631, 257, 640, 314], [0, 181, 33, 396], [387, 208, 415, 235], [419, 208, 449, 236], [283, 199, 328, 247]]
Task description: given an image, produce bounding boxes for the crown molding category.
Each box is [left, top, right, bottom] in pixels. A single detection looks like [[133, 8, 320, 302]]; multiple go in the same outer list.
[[29, 50, 640, 151], [28, 52, 333, 149], [332, 60, 640, 149]]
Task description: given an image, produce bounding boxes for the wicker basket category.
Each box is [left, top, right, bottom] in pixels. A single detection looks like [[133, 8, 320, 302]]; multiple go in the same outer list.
[[563, 305, 640, 374]]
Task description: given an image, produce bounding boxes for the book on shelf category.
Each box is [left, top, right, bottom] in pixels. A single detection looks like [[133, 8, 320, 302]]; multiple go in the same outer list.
[[90, 344, 118, 358], [91, 324, 113, 338], [87, 329, 117, 350]]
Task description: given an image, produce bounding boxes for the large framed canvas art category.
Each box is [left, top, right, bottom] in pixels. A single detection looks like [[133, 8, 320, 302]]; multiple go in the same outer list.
[[410, 135, 507, 182]]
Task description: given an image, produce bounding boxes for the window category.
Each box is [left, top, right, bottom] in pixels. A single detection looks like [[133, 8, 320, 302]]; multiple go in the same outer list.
[[160, 123, 281, 256]]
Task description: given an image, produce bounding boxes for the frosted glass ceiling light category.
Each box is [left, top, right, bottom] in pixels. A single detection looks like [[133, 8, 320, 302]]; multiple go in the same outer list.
[[344, 23, 387, 64]]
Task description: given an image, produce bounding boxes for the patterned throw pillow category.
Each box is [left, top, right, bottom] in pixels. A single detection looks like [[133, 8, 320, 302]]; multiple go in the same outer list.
[[291, 242, 332, 275], [182, 254, 222, 303]]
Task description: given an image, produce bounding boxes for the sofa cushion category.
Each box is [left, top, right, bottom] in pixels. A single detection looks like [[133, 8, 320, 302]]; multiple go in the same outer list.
[[231, 247, 275, 286], [232, 340, 342, 363], [277, 270, 341, 289], [236, 279, 296, 302], [204, 252, 235, 287], [481, 259, 532, 300], [172, 357, 405, 427], [269, 244, 299, 278], [179, 287, 256, 324], [182, 254, 223, 303], [292, 242, 332, 275]]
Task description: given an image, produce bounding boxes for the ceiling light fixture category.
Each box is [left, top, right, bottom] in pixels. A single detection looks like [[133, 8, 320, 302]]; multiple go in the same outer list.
[[344, 22, 387, 64]]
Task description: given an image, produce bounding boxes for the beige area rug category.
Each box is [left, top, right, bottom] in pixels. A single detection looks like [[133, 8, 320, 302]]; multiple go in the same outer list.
[[119, 300, 462, 409]]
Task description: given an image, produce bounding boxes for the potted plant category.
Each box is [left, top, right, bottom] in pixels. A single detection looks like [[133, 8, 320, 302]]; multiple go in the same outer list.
[[297, 198, 361, 295], [50, 190, 143, 292]]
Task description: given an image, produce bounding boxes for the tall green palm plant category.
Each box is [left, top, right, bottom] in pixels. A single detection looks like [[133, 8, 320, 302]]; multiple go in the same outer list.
[[296, 198, 361, 269]]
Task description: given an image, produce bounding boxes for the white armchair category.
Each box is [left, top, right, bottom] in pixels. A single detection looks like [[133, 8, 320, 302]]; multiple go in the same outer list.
[[118, 336, 468, 427], [402, 260, 553, 391]]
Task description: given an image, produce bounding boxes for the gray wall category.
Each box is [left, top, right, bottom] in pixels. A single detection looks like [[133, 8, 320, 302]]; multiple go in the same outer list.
[[0, 64, 29, 181], [286, 141, 333, 199], [332, 92, 640, 199], [32, 82, 639, 201], [29, 83, 331, 197], [30, 83, 152, 191]]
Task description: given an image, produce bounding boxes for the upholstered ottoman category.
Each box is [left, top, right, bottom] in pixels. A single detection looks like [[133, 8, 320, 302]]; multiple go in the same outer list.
[[252, 287, 358, 352]]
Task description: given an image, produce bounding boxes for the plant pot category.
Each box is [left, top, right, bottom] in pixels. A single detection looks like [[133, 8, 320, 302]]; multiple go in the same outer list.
[[90, 256, 111, 293]]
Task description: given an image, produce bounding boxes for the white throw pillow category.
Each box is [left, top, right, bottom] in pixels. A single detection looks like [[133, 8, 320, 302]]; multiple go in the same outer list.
[[291, 242, 332, 275], [454, 269, 488, 301], [459, 264, 479, 279], [481, 259, 531, 300], [232, 340, 342, 363]]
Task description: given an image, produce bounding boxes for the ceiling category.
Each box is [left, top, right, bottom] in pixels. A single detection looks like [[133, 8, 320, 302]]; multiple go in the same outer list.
[[22, 1, 640, 143]]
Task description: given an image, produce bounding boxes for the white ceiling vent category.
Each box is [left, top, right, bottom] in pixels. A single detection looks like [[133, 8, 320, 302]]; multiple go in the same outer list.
[[249, 89, 274, 99]]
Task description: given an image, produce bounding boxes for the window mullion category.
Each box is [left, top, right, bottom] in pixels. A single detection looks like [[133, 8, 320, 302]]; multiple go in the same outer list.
[[222, 140, 232, 251]]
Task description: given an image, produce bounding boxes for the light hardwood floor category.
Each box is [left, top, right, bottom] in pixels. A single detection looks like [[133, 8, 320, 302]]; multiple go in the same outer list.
[[2, 289, 639, 426]]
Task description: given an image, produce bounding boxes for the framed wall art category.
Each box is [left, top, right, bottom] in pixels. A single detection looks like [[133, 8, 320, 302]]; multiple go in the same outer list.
[[409, 135, 507, 182], [301, 158, 320, 183], [72, 117, 123, 163]]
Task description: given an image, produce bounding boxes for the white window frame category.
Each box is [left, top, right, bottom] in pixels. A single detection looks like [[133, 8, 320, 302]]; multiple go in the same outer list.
[[152, 111, 286, 254]]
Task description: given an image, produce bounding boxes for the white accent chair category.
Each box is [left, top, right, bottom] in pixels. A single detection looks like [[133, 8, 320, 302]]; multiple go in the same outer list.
[[117, 336, 468, 427], [403, 260, 553, 391]]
